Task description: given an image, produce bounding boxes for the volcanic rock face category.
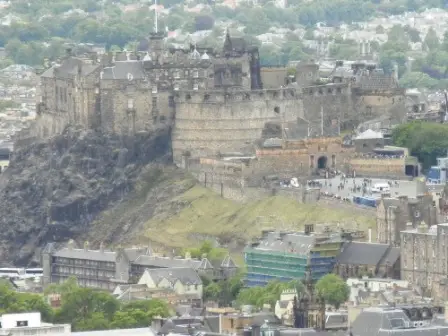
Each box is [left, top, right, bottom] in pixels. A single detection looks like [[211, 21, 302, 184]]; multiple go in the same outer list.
[[0, 126, 171, 265]]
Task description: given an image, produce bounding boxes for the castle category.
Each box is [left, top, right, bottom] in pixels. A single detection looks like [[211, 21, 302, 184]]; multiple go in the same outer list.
[[28, 31, 406, 168]]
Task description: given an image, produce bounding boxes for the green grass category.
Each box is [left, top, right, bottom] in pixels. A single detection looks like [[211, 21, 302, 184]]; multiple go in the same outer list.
[[141, 184, 376, 248], [90, 167, 376, 258]]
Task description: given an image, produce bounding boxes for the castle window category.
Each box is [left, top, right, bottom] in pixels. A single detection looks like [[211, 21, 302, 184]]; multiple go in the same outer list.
[[152, 86, 158, 94], [193, 83, 199, 91]]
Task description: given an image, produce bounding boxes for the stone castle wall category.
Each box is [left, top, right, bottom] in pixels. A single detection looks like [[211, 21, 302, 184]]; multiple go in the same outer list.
[[172, 88, 303, 164], [302, 84, 354, 133], [348, 157, 406, 177]]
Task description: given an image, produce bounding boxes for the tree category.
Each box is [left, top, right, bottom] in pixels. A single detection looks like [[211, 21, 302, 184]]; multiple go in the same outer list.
[[399, 71, 438, 89], [194, 15, 214, 31], [315, 274, 349, 309], [424, 28, 439, 51], [392, 122, 448, 170], [236, 280, 303, 308]]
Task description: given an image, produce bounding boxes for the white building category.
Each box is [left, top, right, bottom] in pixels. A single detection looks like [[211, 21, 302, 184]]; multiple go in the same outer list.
[[0, 312, 70, 336]]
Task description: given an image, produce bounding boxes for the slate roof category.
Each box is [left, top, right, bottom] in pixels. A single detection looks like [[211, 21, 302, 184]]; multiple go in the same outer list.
[[357, 73, 399, 91], [53, 247, 117, 262], [41, 57, 99, 79], [351, 307, 448, 336], [221, 255, 237, 268], [198, 258, 214, 270], [102, 60, 145, 80], [143, 267, 202, 286], [52, 246, 148, 262], [381, 247, 400, 266], [133, 255, 202, 269], [337, 242, 391, 266]]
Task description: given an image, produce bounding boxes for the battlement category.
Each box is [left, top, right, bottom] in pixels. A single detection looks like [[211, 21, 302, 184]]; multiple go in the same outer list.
[[302, 83, 349, 96], [174, 88, 301, 104]]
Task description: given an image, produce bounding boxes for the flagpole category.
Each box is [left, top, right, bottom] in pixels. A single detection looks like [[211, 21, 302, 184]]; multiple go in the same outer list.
[[154, 0, 158, 33]]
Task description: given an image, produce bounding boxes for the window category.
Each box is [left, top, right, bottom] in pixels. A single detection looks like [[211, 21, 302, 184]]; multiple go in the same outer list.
[[193, 83, 199, 91], [310, 155, 314, 168], [174, 70, 180, 79], [193, 70, 199, 78], [16, 321, 28, 327], [174, 83, 179, 91], [152, 86, 158, 94], [168, 96, 175, 108], [152, 97, 157, 107]]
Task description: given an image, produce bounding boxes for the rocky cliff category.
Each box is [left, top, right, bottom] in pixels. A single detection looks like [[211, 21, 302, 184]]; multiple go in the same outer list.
[[0, 125, 172, 265]]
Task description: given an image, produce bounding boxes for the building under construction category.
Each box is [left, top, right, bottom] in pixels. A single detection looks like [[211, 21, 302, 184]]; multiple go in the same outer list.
[[244, 226, 345, 287]]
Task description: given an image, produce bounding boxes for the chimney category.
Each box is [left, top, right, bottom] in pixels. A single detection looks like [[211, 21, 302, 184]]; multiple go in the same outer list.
[[99, 242, 104, 252], [68, 240, 74, 250], [84, 241, 89, 251]]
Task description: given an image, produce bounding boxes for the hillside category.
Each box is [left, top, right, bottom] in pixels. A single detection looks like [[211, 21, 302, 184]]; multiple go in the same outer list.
[[87, 171, 376, 254], [0, 126, 375, 265]]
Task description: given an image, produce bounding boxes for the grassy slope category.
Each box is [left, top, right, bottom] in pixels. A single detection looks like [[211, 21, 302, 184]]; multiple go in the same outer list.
[[140, 184, 376, 248], [90, 167, 375, 258]]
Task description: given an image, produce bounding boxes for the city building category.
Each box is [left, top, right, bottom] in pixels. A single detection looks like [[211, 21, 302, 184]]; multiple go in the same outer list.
[[137, 267, 203, 306], [244, 226, 344, 287], [377, 182, 438, 246], [335, 241, 400, 279], [0, 312, 70, 336], [42, 241, 237, 291], [400, 223, 448, 301]]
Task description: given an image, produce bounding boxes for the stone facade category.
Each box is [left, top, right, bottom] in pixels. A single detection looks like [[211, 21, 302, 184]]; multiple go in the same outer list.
[[41, 241, 237, 291], [172, 88, 302, 163], [32, 32, 406, 167], [377, 192, 437, 246], [400, 223, 448, 301]]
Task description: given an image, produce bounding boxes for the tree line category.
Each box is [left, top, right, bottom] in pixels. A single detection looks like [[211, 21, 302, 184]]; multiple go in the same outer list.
[[0, 278, 170, 331]]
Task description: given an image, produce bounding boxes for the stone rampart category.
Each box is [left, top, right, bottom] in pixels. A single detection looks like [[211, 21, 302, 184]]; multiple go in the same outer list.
[[302, 83, 355, 132], [172, 88, 303, 164], [349, 157, 406, 177]]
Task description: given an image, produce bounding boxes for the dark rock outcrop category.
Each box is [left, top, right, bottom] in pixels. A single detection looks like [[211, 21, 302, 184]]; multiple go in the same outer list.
[[0, 125, 171, 265]]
